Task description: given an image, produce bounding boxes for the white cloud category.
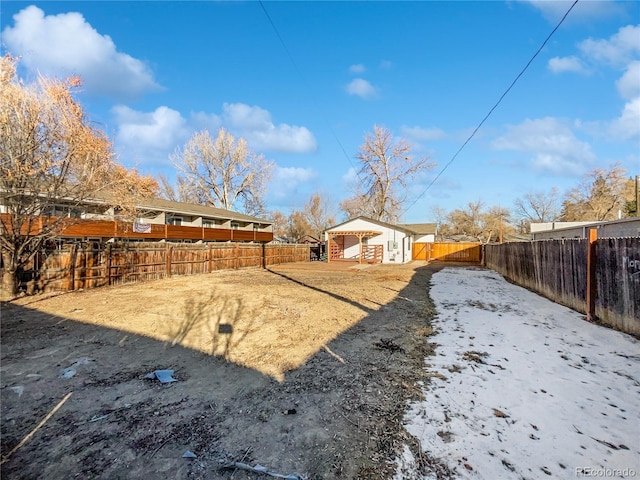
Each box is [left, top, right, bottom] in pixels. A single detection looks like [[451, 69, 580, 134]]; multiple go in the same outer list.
[[2, 5, 161, 99], [221, 103, 317, 153], [523, 0, 626, 23], [274, 166, 317, 184], [608, 97, 640, 141], [342, 167, 358, 185], [346, 78, 377, 99], [349, 64, 366, 74], [544, 25, 640, 146], [190, 111, 223, 133], [400, 125, 446, 142], [111, 102, 317, 165], [579, 24, 640, 67], [112, 105, 189, 163], [270, 166, 317, 200], [492, 117, 596, 175], [616, 61, 640, 100], [547, 56, 588, 74], [379, 60, 393, 69]]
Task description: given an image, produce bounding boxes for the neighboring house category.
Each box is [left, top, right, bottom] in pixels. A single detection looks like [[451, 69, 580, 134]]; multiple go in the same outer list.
[[298, 234, 326, 260], [324, 217, 437, 264], [0, 196, 274, 244], [530, 218, 640, 240]]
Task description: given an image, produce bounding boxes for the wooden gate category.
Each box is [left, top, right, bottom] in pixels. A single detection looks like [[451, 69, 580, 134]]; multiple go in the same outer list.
[[413, 242, 482, 263], [412, 242, 431, 261]]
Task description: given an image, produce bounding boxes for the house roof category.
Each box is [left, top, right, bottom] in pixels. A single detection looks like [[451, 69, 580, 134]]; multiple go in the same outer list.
[[399, 223, 437, 235], [299, 234, 321, 243], [325, 216, 435, 235], [132, 197, 273, 225], [326, 230, 383, 238]]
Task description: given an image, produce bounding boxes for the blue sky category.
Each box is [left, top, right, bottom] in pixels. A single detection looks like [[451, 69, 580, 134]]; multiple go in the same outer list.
[[1, 1, 639, 223]]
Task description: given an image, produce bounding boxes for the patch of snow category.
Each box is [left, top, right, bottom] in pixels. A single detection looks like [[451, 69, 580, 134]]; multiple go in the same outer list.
[[398, 267, 640, 479]]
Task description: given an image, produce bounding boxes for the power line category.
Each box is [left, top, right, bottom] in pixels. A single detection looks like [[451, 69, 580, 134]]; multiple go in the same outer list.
[[258, 1, 361, 181], [402, 0, 580, 216]]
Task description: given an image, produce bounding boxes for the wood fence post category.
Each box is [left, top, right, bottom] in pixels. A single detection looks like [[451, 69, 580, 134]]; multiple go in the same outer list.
[[79, 245, 86, 290], [166, 244, 173, 278], [262, 243, 266, 269], [208, 243, 213, 273], [586, 228, 597, 321], [68, 244, 76, 291], [106, 243, 112, 286]]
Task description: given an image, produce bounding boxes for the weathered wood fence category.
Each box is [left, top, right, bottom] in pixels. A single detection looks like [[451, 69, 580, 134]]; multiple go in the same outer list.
[[485, 236, 640, 336], [19, 242, 311, 293]]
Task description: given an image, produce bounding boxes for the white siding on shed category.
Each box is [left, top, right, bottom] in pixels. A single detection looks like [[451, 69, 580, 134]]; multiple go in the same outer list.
[[325, 217, 414, 264]]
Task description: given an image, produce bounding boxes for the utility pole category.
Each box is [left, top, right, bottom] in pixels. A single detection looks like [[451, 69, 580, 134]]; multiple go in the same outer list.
[[636, 175, 640, 217]]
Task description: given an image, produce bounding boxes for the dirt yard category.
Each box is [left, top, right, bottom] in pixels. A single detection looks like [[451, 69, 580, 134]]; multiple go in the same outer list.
[[1, 261, 442, 479]]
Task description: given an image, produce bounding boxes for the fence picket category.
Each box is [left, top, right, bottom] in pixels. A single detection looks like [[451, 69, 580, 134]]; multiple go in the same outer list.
[[12, 242, 310, 295], [485, 237, 639, 336]]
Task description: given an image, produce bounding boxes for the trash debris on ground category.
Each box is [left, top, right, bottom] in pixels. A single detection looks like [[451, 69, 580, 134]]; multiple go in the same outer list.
[[144, 369, 177, 384], [59, 368, 76, 379], [182, 450, 197, 459], [9, 386, 24, 397], [88, 414, 110, 423], [59, 357, 91, 379], [221, 461, 301, 479]]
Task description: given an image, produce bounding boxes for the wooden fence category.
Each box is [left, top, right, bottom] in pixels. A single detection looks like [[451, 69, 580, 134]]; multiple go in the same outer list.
[[18, 242, 311, 293], [413, 242, 482, 262], [485, 237, 640, 336]]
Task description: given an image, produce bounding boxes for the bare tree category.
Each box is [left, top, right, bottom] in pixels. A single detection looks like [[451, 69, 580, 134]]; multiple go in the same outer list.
[[561, 164, 634, 221], [338, 194, 370, 221], [340, 125, 435, 222], [446, 201, 485, 240], [170, 128, 274, 217], [444, 201, 513, 243], [0, 55, 157, 297], [303, 192, 335, 240], [269, 210, 288, 238], [157, 173, 203, 204], [514, 187, 561, 225], [483, 205, 514, 243], [286, 211, 311, 243], [430, 205, 448, 240]]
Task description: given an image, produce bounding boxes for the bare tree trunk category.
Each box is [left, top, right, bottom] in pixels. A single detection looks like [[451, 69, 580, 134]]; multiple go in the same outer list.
[[1, 251, 18, 300]]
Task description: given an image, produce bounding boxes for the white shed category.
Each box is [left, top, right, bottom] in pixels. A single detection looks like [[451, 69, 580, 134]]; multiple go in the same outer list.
[[324, 217, 419, 264]]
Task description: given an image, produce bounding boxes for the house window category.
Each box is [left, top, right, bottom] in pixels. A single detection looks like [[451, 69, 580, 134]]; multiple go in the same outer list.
[[231, 222, 240, 230], [203, 220, 215, 228], [167, 216, 182, 226]]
